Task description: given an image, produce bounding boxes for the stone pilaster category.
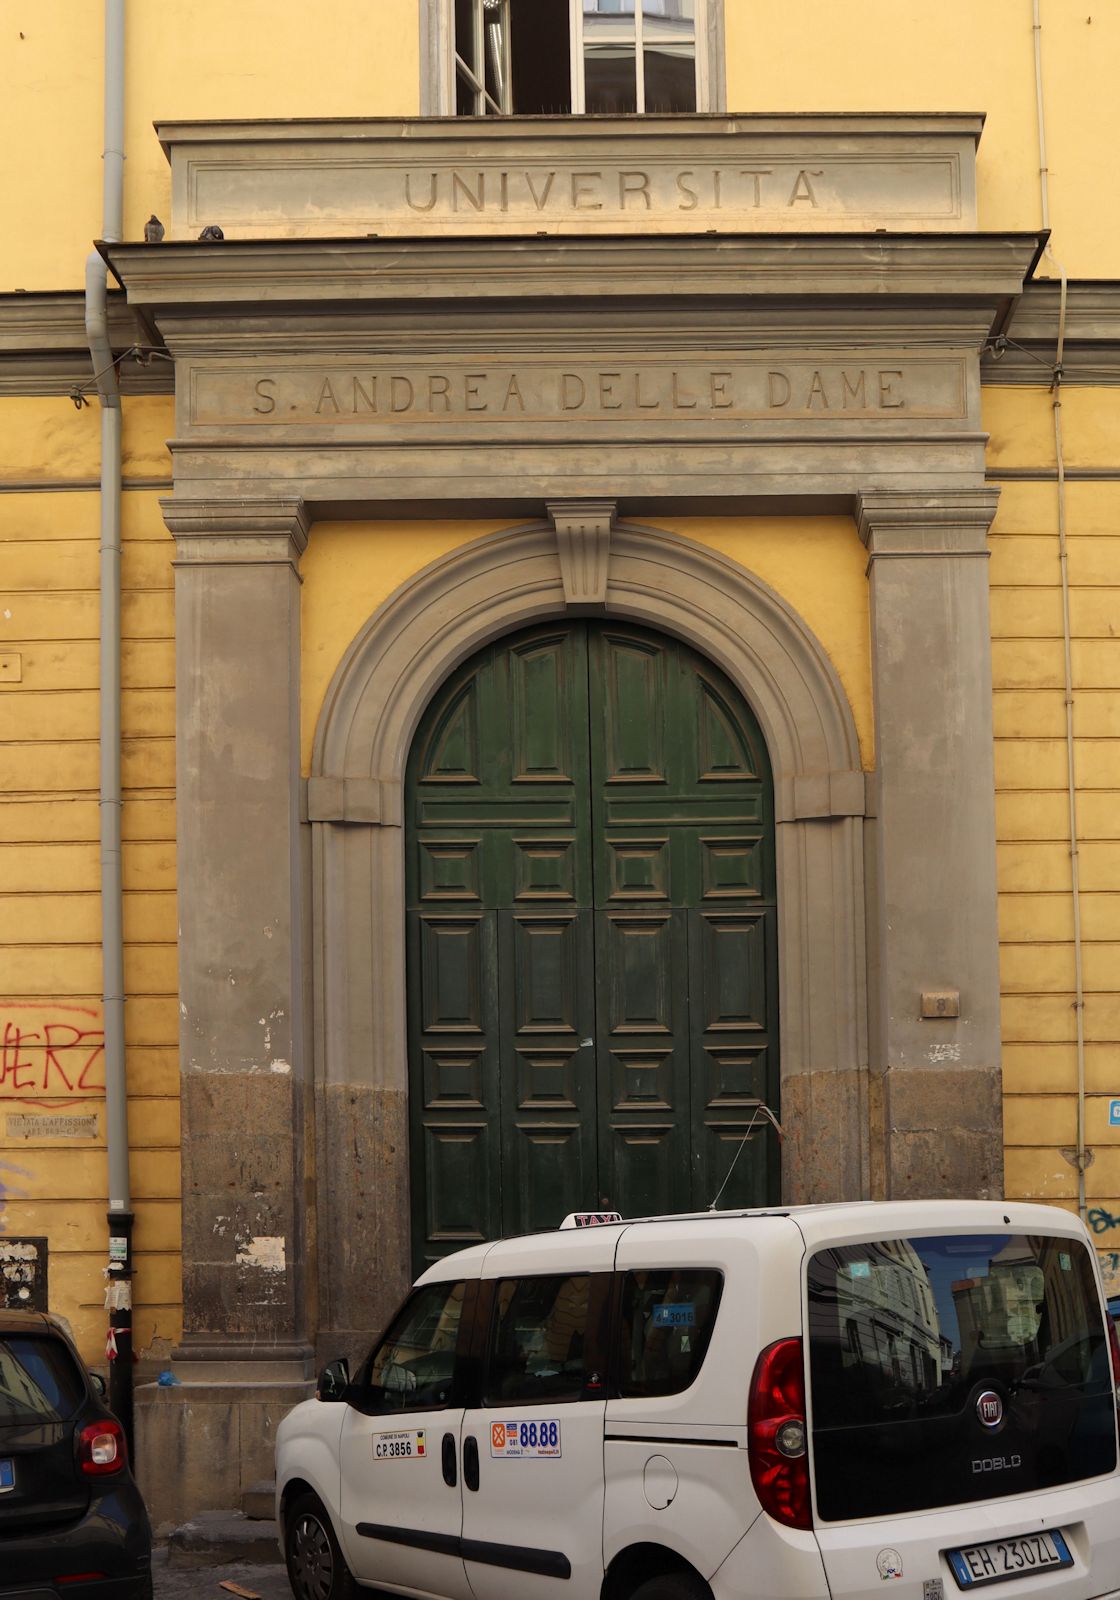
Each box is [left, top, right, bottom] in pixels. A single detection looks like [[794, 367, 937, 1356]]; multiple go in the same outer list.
[[163, 494, 313, 1365], [857, 488, 1004, 1200]]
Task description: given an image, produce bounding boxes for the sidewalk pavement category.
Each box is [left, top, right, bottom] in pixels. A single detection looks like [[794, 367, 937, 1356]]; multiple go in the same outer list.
[[153, 1547, 292, 1600]]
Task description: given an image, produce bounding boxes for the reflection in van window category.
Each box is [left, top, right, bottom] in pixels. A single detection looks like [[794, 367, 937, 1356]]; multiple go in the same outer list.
[[364, 1280, 466, 1414], [619, 1269, 722, 1397], [807, 1235, 1116, 1521], [486, 1275, 591, 1406]]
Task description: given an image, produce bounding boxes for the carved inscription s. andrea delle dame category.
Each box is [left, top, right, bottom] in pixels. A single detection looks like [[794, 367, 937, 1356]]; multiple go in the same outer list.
[[191, 360, 966, 427]]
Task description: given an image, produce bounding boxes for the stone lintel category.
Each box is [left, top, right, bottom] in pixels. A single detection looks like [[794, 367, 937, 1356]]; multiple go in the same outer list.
[[548, 499, 616, 609]]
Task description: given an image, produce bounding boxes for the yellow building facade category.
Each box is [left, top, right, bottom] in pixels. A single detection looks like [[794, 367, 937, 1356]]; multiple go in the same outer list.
[[1, 0, 1118, 1518]]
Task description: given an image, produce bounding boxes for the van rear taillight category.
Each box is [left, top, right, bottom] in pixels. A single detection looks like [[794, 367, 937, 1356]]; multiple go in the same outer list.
[[748, 1336, 811, 1530], [78, 1418, 126, 1475]]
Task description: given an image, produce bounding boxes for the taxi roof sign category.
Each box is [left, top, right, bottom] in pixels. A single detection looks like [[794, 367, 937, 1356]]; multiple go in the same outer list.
[[560, 1211, 623, 1229]]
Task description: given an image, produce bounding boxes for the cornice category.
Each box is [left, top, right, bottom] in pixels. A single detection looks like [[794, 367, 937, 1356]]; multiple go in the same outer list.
[[103, 232, 1042, 314], [0, 291, 172, 396], [162, 494, 311, 563], [981, 279, 1120, 386], [856, 487, 1000, 560], [156, 112, 987, 150]]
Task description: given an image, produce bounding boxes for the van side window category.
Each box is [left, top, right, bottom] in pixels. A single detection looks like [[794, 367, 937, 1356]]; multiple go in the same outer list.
[[362, 1279, 466, 1415], [618, 1269, 722, 1397], [484, 1274, 591, 1406]]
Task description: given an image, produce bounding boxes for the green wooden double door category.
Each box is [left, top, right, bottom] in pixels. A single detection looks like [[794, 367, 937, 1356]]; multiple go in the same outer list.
[[406, 621, 779, 1271]]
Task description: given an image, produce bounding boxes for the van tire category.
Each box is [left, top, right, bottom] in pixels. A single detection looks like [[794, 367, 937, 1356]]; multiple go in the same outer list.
[[284, 1490, 358, 1600], [630, 1573, 710, 1600]]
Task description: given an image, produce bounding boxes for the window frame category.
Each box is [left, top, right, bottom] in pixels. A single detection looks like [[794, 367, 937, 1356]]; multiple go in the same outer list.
[[349, 1277, 476, 1417], [478, 1271, 613, 1409], [420, 0, 724, 116]]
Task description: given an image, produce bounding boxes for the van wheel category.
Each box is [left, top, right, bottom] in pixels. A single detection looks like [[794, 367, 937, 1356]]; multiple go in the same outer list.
[[284, 1491, 357, 1600], [630, 1573, 710, 1600]]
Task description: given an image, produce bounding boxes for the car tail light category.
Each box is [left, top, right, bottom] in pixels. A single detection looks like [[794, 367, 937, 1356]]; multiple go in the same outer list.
[[748, 1337, 812, 1530], [78, 1418, 126, 1475], [56, 1575, 108, 1585]]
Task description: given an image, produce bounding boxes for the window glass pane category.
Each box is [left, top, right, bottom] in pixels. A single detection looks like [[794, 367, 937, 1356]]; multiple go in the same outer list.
[[582, 37, 633, 114], [486, 1275, 591, 1405], [642, 43, 695, 112], [588, 0, 636, 12], [366, 1281, 465, 1414], [510, 0, 571, 113], [619, 1269, 722, 1396], [0, 1336, 84, 1425], [642, 0, 694, 16], [807, 1234, 1117, 1521], [485, 8, 508, 109]]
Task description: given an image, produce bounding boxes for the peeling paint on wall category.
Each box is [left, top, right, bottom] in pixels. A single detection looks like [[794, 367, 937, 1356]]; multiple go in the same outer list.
[[234, 1235, 286, 1273]]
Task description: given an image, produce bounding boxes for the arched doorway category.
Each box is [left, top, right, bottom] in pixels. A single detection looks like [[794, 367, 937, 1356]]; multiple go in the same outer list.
[[405, 618, 778, 1271]]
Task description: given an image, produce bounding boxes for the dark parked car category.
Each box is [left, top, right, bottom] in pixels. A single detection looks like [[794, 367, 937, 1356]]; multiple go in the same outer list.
[[1109, 1294, 1120, 1334], [0, 1310, 151, 1598]]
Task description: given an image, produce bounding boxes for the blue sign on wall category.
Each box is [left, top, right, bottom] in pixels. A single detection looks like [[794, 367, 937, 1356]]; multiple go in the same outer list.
[[1110, 1100, 1120, 1128]]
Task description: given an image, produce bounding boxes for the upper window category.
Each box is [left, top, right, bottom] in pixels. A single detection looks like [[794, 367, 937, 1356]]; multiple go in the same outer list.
[[452, 0, 706, 116]]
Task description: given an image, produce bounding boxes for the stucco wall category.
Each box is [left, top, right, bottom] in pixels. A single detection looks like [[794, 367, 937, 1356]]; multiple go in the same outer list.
[[0, 396, 180, 1358], [986, 386, 1120, 1279]]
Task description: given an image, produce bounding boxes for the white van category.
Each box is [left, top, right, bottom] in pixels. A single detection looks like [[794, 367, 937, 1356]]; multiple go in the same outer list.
[[275, 1200, 1120, 1600]]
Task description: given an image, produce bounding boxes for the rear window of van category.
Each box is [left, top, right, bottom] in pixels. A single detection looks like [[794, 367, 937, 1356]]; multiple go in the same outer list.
[[807, 1233, 1116, 1521]]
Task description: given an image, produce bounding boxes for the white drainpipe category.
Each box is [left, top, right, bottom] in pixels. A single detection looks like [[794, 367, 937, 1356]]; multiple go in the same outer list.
[[85, 0, 133, 1445]]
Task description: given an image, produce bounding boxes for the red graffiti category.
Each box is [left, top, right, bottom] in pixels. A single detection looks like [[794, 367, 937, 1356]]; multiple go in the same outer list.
[[0, 1007, 105, 1099]]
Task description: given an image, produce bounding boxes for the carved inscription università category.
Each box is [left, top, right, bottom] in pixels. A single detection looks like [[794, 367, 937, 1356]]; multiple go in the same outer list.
[[184, 151, 967, 235], [195, 360, 965, 426]]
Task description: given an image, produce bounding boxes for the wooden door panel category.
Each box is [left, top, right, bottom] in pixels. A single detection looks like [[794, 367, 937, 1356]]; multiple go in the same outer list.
[[607, 1123, 684, 1220], [597, 908, 691, 1216], [507, 1123, 596, 1235], [422, 1122, 497, 1250], [694, 912, 769, 1032], [508, 913, 584, 1035], [418, 915, 489, 1034], [499, 909, 596, 1237], [416, 838, 483, 903], [599, 633, 668, 784], [688, 906, 778, 1211], [696, 674, 761, 780], [509, 633, 580, 783], [603, 912, 680, 1036]]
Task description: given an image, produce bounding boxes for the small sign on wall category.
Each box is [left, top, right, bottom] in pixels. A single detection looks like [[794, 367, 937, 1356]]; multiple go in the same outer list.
[[1109, 1100, 1120, 1128], [0, 1238, 48, 1312]]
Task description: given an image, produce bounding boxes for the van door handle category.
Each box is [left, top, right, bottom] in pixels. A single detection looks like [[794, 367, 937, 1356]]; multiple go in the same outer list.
[[441, 1432, 457, 1488], [463, 1434, 480, 1492]]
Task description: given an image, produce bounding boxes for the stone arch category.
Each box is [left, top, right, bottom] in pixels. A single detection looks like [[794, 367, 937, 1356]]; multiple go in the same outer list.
[[309, 519, 869, 1340]]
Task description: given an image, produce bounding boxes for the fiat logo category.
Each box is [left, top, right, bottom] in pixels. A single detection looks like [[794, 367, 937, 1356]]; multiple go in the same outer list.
[[976, 1390, 1003, 1428]]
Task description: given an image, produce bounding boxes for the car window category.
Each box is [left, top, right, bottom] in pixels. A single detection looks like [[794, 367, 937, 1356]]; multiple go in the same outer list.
[[617, 1268, 723, 1397], [484, 1275, 592, 1406], [364, 1280, 466, 1415], [0, 1335, 85, 1425], [807, 1233, 1117, 1520]]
